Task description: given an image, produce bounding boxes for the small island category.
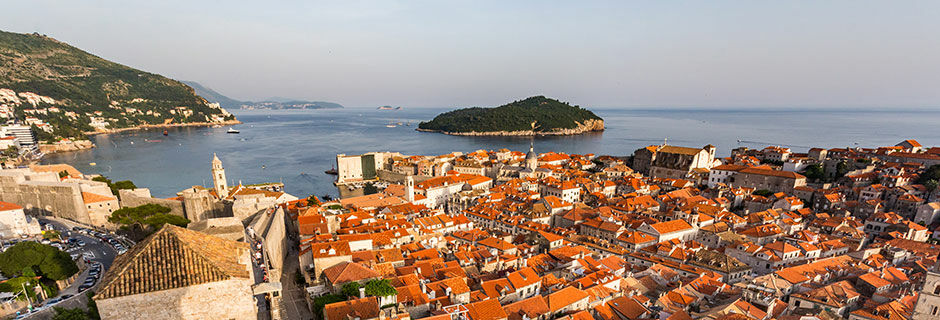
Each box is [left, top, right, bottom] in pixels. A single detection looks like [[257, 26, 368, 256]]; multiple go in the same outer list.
[[417, 96, 604, 136]]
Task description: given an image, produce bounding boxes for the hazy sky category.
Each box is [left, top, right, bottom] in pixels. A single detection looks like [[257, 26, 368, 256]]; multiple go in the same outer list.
[[3, 1, 939, 108]]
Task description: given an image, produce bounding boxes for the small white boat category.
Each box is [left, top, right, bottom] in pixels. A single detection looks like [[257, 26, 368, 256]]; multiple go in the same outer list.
[[227, 128, 240, 134]]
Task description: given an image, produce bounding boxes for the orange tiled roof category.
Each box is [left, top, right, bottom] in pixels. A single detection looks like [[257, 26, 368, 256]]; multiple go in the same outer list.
[[0, 201, 23, 211], [648, 219, 693, 235], [94, 225, 250, 300], [547, 286, 589, 312], [467, 298, 508, 320], [82, 192, 116, 204], [322, 262, 381, 284]]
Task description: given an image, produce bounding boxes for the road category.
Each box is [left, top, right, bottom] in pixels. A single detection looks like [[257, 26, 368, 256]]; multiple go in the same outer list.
[[40, 218, 119, 270], [8, 218, 122, 318], [38, 218, 119, 303]]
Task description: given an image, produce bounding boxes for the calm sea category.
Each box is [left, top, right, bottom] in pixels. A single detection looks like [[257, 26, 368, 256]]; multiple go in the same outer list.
[[42, 107, 940, 198]]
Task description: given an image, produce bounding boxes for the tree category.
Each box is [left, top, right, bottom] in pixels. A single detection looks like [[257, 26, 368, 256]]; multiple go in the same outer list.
[[363, 183, 378, 195], [1, 145, 18, 158], [108, 204, 189, 239], [306, 195, 321, 207], [0, 242, 78, 281], [753, 189, 773, 197], [364, 279, 397, 297], [85, 291, 100, 320], [50, 291, 99, 320], [91, 176, 136, 196], [341, 282, 361, 298], [835, 161, 850, 178], [312, 294, 345, 316], [53, 307, 90, 320], [108, 204, 184, 228], [917, 164, 940, 190], [925, 179, 939, 192], [801, 164, 825, 182]]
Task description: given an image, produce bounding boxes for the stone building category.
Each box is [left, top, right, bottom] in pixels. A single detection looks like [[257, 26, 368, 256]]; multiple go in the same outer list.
[[94, 225, 257, 320], [336, 152, 397, 184], [0, 201, 41, 238], [914, 271, 940, 319], [82, 192, 119, 228], [634, 144, 716, 180], [179, 185, 225, 222], [731, 167, 807, 194]]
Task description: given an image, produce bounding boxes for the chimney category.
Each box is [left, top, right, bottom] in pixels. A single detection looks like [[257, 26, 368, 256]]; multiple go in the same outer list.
[[359, 287, 366, 299]]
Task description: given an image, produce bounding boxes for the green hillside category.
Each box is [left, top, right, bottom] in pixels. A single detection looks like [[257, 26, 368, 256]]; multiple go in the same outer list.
[[418, 96, 603, 134], [0, 30, 234, 140]]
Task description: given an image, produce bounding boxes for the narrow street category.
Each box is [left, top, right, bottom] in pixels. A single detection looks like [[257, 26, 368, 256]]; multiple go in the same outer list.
[[278, 245, 313, 320]]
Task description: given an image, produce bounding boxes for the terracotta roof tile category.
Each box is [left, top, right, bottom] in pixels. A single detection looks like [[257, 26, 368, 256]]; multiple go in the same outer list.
[[94, 225, 250, 300]]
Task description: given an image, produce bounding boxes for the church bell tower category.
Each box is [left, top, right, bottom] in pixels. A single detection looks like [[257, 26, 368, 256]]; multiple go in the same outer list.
[[212, 153, 229, 198]]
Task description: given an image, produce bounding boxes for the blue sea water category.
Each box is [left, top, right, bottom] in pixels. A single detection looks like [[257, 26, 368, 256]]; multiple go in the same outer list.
[[42, 107, 940, 199]]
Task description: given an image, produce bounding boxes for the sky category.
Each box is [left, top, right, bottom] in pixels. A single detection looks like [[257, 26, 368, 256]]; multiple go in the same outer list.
[[3, 1, 940, 109]]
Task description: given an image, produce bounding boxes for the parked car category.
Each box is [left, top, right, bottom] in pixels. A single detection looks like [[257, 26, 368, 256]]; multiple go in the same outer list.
[[43, 297, 62, 307]]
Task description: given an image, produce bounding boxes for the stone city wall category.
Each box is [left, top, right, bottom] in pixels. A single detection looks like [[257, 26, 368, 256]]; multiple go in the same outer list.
[[0, 175, 90, 224]]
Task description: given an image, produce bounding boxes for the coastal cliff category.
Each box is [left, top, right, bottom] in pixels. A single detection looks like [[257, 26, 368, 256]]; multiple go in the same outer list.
[[417, 96, 604, 136], [418, 118, 604, 136]]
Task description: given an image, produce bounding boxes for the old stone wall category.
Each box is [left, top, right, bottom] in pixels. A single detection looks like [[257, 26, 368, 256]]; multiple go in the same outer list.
[[0, 174, 90, 224], [257, 208, 287, 282], [376, 169, 432, 184], [96, 278, 257, 320], [118, 188, 185, 217]]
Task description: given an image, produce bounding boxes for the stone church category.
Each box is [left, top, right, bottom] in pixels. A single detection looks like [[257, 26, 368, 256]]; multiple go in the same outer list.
[[178, 154, 296, 223]]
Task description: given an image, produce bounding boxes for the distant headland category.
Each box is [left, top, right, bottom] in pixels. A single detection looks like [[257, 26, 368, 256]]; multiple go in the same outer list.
[[417, 96, 604, 136]]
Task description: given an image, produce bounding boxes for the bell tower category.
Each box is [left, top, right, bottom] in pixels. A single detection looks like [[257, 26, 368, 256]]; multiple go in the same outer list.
[[212, 153, 228, 198], [406, 175, 415, 203]]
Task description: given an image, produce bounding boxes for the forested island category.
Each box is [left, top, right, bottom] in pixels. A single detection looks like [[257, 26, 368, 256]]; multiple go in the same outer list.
[[417, 96, 604, 136]]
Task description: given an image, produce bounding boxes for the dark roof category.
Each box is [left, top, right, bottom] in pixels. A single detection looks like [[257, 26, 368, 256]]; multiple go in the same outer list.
[[94, 225, 250, 300]]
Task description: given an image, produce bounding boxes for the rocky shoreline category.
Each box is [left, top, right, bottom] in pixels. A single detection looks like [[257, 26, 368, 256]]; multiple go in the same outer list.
[[39, 140, 96, 154], [417, 119, 605, 136], [83, 119, 242, 135]]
